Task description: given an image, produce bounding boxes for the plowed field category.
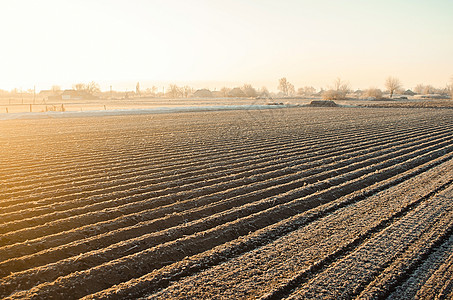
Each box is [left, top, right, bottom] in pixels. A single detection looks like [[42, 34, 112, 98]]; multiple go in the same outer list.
[[1, 107, 452, 299]]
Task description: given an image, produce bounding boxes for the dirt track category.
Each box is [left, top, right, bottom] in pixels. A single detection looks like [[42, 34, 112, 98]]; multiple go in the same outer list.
[[0, 107, 452, 299]]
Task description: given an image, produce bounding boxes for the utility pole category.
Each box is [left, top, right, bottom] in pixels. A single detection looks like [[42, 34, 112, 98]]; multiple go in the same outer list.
[[136, 82, 140, 97]]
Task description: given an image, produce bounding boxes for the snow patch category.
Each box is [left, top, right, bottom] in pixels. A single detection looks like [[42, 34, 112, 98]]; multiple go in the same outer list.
[[0, 104, 288, 121]]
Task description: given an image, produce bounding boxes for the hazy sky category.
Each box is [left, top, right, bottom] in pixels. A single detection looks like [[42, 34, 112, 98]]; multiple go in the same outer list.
[[1, 0, 452, 91]]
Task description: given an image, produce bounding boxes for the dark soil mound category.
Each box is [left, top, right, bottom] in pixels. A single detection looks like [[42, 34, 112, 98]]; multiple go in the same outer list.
[[309, 100, 339, 107]]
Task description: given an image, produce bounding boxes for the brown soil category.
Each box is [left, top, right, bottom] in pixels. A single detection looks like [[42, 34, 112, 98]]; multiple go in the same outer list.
[[0, 107, 452, 299]]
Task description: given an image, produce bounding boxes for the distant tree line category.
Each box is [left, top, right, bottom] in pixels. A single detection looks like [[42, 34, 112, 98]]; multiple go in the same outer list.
[[165, 84, 266, 98], [320, 76, 453, 100], [72, 81, 101, 95], [1, 76, 452, 100]]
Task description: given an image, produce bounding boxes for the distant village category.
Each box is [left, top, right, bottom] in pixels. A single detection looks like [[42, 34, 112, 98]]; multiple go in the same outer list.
[[1, 78, 452, 103], [35, 85, 275, 101], [1, 82, 276, 102]]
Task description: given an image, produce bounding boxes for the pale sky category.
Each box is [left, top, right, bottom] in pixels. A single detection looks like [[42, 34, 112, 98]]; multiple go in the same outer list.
[[1, 0, 452, 92]]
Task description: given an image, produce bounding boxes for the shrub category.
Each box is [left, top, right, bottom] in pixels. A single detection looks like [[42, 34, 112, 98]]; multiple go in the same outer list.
[[322, 89, 347, 100], [363, 88, 383, 99]]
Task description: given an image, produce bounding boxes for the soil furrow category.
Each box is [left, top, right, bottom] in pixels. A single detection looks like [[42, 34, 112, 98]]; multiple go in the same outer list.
[[2, 149, 451, 299], [1, 135, 448, 274], [2, 118, 434, 210], [0, 108, 451, 299], [83, 155, 453, 300], [0, 110, 442, 194], [2, 121, 423, 217], [388, 234, 453, 299], [285, 186, 453, 299], [1, 129, 450, 250]]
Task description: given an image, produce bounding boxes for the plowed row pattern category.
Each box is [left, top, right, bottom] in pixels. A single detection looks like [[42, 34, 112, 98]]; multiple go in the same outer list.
[[0, 107, 452, 299]]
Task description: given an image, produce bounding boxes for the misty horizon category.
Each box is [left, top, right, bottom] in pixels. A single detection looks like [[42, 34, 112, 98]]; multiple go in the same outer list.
[[1, 0, 452, 93], [2, 77, 453, 95]]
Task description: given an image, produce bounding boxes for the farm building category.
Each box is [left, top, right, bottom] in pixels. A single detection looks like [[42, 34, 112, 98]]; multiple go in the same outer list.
[[193, 89, 213, 98], [38, 90, 62, 100], [211, 90, 224, 98], [61, 89, 95, 100], [228, 87, 246, 98]]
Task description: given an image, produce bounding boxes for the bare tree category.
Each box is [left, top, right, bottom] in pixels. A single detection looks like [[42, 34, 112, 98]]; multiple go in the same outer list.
[[73, 83, 85, 91], [220, 87, 230, 97], [414, 84, 424, 94], [136, 82, 140, 96], [288, 83, 295, 97], [449, 76, 453, 99], [333, 78, 350, 95], [51, 85, 61, 94], [323, 78, 350, 100], [86, 81, 101, 95], [72, 82, 100, 95], [181, 86, 194, 98], [385, 76, 402, 98], [440, 77, 453, 99], [242, 84, 257, 97], [166, 84, 182, 98], [423, 85, 436, 95], [258, 86, 271, 98], [146, 86, 158, 96], [298, 86, 316, 96], [414, 84, 437, 95], [278, 77, 292, 96]]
